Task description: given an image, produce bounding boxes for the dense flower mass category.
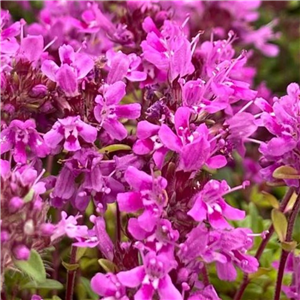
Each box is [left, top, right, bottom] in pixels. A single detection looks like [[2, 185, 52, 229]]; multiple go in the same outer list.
[[1, 1, 299, 300]]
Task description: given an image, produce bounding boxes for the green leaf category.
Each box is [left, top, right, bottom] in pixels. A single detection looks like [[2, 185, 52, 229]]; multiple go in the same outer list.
[[76, 247, 87, 261], [248, 267, 271, 279], [284, 192, 297, 212], [273, 165, 300, 179], [261, 191, 279, 209], [98, 259, 117, 273], [81, 277, 98, 300], [98, 144, 131, 154], [62, 261, 80, 271], [281, 241, 297, 252], [24, 189, 35, 203], [14, 249, 46, 283], [271, 209, 288, 242], [21, 279, 64, 290]]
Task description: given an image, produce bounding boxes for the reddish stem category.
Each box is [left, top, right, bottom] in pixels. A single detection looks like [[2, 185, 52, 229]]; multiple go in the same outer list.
[[234, 188, 294, 300], [274, 193, 300, 300], [65, 246, 77, 300]]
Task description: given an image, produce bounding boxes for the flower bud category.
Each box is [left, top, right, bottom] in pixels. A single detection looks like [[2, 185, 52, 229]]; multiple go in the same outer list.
[[1, 230, 10, 243], [24, 220, 35, 235], [40, 223, 56, 236], [9, 197, 24, 213], [29, 84, 48, 98], [13, 245, 30, 260]]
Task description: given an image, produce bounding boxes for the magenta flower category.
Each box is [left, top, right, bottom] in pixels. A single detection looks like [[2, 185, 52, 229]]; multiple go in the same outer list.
[[51, 211, 89, 242], [188, 180, 246, 229], [94, 81, 141, 140], [106, 50, 147, 84], [0, 119, 49, 164], [133, 120, 168, 169], [159, 107, 227, 172], [73, 215, 114, 261], [44, 116, 97, 152], [117, 166, 167, 234], [141, 17, 194, 82], [116, 250, 182, 300], [257, 83, 300, 186], [41, 44, 93, 96]]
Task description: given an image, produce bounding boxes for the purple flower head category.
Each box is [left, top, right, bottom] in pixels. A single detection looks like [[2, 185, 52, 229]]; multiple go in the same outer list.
[[258, 83, 300, 186], [159, 107, 226, 172], [179, 225, 258, 281], [51, 211, 88, 242], [211, 228, 259, 281], [117, 249, 182, 300], [188, 180, 247, 229], [241, 20, 280, 57], [141, 17, 194, 82], [91, 273, 128, 300], [0, 119, 49, 164], [94, 81, 141, 140], [41, 44, 93, 96], [117, 166, 168, 234], [44, 116, 97, 152], [74, 215, 114, 261]]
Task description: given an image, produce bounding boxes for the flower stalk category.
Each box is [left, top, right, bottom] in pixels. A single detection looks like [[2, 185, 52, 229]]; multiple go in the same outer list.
[[234, 187, 294, 300], [274, 193, 300, 300]]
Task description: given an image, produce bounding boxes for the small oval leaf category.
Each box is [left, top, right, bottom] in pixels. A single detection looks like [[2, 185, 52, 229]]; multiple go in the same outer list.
[[273, 165, 300, 179], [99, 144, 131, 154], [62, 261, 79, 271], [76, 247, 87, 262], [281, 241, 297, 252], [271, 209, 288, 242], [14, 249, 46, 283], [261, 192, 279, 209], [98, 259, 117, 273]]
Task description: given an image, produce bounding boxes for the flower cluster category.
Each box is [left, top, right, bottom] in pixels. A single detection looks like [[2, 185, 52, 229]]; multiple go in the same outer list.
[[0, 1, 298, 300]]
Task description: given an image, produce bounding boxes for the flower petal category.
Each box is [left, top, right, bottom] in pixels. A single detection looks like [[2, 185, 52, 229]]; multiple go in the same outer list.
[[158, 275, 182, 300], [117, 266, 145, 288], [115, 103, 141, 119], [41, 60, 59, 82], [105, 81, 126, 105], [158, 125, 182, 152], [125, 166, 153, 190], [56, 64, 78, 97], [117, 192, 143, 213]]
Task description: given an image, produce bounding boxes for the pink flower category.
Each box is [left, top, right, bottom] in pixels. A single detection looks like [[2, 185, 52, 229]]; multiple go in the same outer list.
[[41, 44, 93, 96], [0, 119, 49, 164], [44, 116, 97, 152]]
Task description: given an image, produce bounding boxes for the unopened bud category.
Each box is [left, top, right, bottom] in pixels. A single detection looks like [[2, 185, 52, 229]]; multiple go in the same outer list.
[[29, 84, 48, 98], [1, 230, 10, 243], [40, 223, 56, 236], [24, 220, 35, 235], [13, 244, 30, 260], [9, 197, 24, 213]]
